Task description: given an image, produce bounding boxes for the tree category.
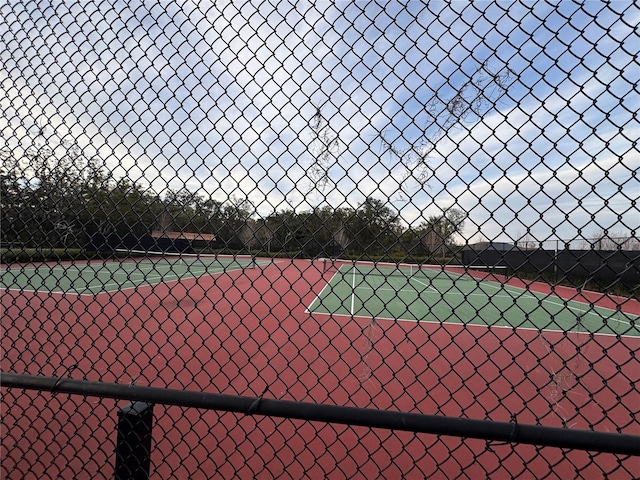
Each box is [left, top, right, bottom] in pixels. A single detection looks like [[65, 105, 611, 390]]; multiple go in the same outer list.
[[586, 230, 640, 251], [2, 133, 113, 248], [0, 147, 28, 245], [102, 179, 160, 238], [396, 226, 428, 257], [516, 232, 537, 250], [256, 206, 352, 257], [417, 208, 466, 257], [331, 221, 349, 255], [345, 198, 401, 256], [217, 196, 255, 250], [256, 210, 302, 253], [239, 218, 259, 250], [159, 190, 224, 236]]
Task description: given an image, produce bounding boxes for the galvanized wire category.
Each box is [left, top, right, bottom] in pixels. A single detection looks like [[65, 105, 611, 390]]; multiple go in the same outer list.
[[1, 1, 638, 478]]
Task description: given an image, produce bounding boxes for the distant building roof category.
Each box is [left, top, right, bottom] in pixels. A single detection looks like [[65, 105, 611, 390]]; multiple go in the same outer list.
[[151, 230, 216, 242]]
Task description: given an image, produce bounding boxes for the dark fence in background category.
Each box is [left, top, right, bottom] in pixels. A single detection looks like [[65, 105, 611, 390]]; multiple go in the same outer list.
[[463, 248, 640, 285], [1, 1, 639, 479]]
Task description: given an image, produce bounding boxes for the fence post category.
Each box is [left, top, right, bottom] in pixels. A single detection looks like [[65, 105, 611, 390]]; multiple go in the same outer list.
[[115, 402, 154, 480]]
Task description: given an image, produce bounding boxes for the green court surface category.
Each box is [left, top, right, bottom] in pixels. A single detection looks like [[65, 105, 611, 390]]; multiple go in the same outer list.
[[307, 264, 639, 337], [1, 255, 256, 295]]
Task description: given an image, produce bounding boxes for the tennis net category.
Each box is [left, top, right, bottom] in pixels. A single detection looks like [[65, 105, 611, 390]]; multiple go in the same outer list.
[[115, 249, 257, 271], [321, 258, 509, 282]]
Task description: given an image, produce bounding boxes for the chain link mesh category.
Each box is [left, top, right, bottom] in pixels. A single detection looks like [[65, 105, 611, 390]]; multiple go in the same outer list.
[[1, 0, 639, 478]]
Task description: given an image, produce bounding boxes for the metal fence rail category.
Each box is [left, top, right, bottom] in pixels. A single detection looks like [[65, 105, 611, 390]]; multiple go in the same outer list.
[[1, 1, 639, 478], [4, 372, 640, 457]]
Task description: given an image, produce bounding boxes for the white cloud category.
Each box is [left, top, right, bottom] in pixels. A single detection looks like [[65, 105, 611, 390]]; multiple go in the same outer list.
[[1, 0, 637, 245]]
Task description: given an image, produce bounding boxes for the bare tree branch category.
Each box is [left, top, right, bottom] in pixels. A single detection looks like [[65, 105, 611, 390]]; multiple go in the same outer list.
[[383, 61, 513, 193], [308, 104, 340, 192]]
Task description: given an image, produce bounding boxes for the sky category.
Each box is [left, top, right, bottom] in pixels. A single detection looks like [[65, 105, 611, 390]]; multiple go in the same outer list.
[[1, 0, 638, 246]]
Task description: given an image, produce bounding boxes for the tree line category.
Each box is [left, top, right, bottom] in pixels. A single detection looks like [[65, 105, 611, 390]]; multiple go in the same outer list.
[[1, 142, 465, 260]]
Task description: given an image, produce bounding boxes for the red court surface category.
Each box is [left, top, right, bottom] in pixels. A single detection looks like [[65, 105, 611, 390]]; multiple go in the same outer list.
[[2, 259, 639, 478]]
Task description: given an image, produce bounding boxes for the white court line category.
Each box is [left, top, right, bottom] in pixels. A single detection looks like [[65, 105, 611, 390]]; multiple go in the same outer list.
[[84, 266, 226, 292], [409, 276, 439, 292], [350, 268, 356, 316], [478, 282, 635, 325], [3, 264, 229, 296], [304, 264, 345, 313], [306, 310, 639, 339], [356, 285, 514, 299], [304, 264, 363, 317]]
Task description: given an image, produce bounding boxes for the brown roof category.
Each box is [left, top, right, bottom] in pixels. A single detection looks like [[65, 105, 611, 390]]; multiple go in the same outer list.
[[151, 230, 216, 241]]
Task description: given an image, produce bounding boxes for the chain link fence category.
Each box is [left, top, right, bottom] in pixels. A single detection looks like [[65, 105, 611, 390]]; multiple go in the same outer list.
[[2, 1, 639, 478]]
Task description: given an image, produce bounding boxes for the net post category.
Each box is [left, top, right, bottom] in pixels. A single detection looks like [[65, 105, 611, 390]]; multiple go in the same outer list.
[[114, 401, 154, 480]]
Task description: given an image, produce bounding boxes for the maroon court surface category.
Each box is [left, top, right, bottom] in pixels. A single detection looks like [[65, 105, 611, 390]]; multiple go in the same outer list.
[[2, 259, 639, 478]]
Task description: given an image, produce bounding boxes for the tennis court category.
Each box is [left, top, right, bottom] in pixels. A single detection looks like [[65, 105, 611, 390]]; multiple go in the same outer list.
[[0, 252, 260, 295], [307, 261, 638, 337], [4, 256, 636, 338], [2, 257, 639, 478]]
